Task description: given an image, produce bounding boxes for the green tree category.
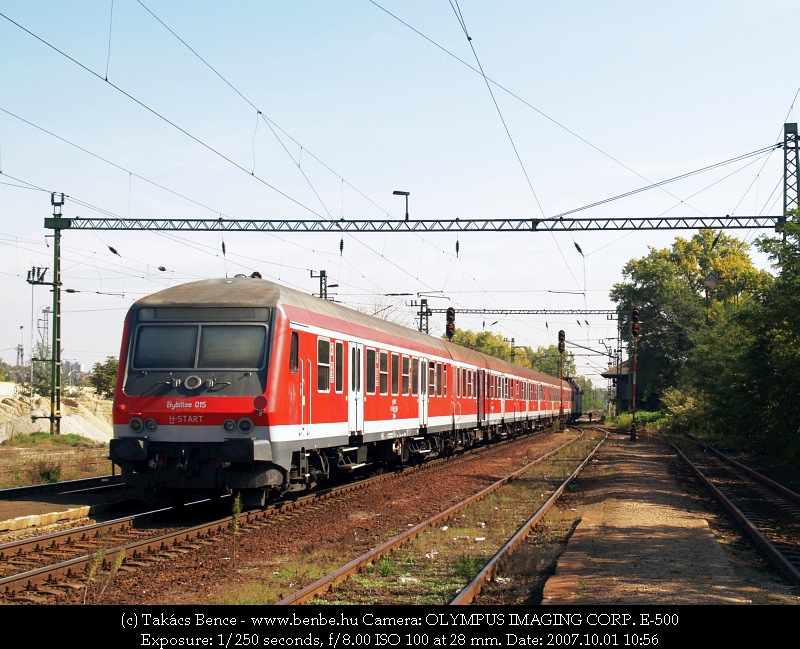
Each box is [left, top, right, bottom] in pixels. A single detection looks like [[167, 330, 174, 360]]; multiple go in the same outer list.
[[449, 329, 576, 380], [450, 329, 512, 360], [676, 303, 760, 442], [90, 357, 119, 398], [30, 341, 55, 398], [523, 344, 576, 378], [610, 229, 764, 409], [746, 212, 800, 456]]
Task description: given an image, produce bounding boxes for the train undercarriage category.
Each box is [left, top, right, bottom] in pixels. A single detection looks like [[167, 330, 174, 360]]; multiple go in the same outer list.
[[112, 414, 563, 507]]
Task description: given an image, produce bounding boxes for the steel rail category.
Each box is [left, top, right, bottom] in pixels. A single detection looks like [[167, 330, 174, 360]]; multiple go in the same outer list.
[[0, 435, 521, 601], [274, 432, 588, 605], [450, 432, 607, 604], [0, 475, 122, 500], [686, 434, 800, 504], [668, 439, 800, 586]]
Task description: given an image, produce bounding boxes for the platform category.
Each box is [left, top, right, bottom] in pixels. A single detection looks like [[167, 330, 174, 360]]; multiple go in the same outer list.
[[541, 435, 754, 605]]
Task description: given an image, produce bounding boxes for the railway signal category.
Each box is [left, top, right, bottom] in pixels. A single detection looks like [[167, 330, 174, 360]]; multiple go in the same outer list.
[[446, 307, 456, 339], [631, 308, 641, 339], [558, 329, 565, 353]]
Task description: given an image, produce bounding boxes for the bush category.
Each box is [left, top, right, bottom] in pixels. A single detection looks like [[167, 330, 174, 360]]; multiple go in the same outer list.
[[25, 461, 62, 484], [610, 410, 665, 432]]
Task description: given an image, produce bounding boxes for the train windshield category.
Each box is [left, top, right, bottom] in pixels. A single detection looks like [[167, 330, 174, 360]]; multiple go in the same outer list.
[[133, 324, 267, 370]]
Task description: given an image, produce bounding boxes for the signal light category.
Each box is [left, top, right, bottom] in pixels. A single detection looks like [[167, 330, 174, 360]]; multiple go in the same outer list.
[[631, 308, 640, 339], [446, 307, 456, 339], [558, 330, 565, 354]]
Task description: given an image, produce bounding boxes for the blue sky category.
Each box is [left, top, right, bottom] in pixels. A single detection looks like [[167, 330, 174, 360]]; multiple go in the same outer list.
[[1, 1, 798, 383]]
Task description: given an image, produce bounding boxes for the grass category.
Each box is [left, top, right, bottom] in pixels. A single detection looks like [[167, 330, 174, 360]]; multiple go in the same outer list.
[[1, 431, 103, 449], [0, 433, 111, 488]]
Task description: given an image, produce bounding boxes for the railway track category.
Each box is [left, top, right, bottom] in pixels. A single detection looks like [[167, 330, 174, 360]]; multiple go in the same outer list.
[[668, 433, 800, 585], [275, 429, 605, 605], [0, 474, 122, 500], [0, 430, 557, 604]]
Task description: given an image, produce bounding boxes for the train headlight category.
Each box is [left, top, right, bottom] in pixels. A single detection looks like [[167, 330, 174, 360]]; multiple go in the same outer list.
[[144, 418, 158, 432], [129, 417, 144, 433], [223, 419, 236, 433], [184, 375, 202, 390], [237, 417, 254, 433]]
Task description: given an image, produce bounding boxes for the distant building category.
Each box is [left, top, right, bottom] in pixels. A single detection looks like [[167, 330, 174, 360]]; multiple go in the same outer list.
[[601, 361, 630, 414], [64, 360, 85, 375]]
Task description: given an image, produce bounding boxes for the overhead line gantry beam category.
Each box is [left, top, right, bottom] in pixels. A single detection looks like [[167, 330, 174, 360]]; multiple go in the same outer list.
[[427, 308, 617, 316], [46, 215, 778, 233]]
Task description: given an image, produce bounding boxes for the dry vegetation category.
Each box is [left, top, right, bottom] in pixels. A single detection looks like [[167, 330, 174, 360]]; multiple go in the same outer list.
[[0, 385, 113, 487]]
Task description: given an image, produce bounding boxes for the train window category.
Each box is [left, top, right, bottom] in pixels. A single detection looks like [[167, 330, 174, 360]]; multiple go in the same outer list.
[[134, 324, 269, 371], [455, 366, 460, 398], [335, 342, 344, 393], [290, 332, 299, 374], [379, 351, 388, 395], [197, 325, 267, 369], [443, 365, 447, 397], [391, 353, 399, 395], [317, 339, 331, 392], [411, 358, 419, 396], [402, 356, 410, 395], [138, 306, 270, 322], [428, 363, 435, 397], [133, 325, 197, 369], [366, 349, 376, 395], [436, 363, 443, 396]]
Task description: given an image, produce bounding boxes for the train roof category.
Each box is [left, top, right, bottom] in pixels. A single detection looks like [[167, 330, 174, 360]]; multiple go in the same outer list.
[[132, 277, 566, 387]]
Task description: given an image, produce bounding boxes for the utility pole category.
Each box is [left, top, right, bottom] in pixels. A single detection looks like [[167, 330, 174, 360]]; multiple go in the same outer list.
[[40, 193, 66, 435], [630, 308, 641, 441], [558, 330, 565, 424], [418, 299, 430, 334], [311, 270, 328, 300], [784, 123, 798, 228]]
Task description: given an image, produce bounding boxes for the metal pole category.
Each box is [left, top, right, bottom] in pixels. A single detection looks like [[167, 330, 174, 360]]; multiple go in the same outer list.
[[631, 338, 638, 441], [559, 353, 564, 422], [49, 194, 64, 435]]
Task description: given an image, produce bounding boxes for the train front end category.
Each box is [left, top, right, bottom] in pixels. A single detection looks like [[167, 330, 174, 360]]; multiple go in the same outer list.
[[109, 278, 284, 503]]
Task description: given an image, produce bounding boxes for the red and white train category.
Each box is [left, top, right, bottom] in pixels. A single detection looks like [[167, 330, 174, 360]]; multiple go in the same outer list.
[[110, 276, 582, 504]]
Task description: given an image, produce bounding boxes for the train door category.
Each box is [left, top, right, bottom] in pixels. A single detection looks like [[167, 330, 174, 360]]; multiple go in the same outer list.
[[297, 341, 310, 438], [348, 342, 363, 435], [500, 374, 506, 419], [477, 369, 485, 423], [418, 358, 429, 428], [288, 329, 308, 436]]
